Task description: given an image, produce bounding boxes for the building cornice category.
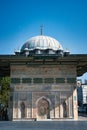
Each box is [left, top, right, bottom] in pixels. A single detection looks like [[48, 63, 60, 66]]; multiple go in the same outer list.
[[0, 54, 87, 77]]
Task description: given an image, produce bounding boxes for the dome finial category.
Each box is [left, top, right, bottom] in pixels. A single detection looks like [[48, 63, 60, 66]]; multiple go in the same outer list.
[[40, 24, 43, 35]]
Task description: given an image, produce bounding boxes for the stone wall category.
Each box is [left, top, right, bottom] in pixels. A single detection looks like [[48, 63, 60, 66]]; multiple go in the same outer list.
[[11, 64, 76, 78], [10, 64, 77, 120]]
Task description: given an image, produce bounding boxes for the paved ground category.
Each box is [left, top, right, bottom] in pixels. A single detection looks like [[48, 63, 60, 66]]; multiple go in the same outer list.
[[0, 114, 87, 130], [0, 120, 87, 130]]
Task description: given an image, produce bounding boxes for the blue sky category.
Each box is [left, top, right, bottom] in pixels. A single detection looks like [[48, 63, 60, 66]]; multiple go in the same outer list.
[[0, 0, 87, 81]]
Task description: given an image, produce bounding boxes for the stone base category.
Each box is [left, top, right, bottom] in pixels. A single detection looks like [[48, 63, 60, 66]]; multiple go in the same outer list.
[[13, 118, 36, 121]]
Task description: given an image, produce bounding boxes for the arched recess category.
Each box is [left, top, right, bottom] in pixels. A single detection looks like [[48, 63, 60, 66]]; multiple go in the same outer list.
[[63, 101, 67, 117], [20, 101, 25, 118], [36, 96, 51, 119]]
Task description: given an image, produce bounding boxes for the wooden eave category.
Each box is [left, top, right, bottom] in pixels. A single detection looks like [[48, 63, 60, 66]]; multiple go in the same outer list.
[[0, 54, 87, 77]]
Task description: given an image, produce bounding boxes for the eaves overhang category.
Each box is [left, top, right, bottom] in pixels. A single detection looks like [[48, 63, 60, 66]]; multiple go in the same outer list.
[[0, 54, 87, 77]]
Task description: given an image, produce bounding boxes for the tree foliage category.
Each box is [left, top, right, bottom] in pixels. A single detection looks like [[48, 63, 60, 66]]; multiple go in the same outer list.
[[0, 77, 10, 107]]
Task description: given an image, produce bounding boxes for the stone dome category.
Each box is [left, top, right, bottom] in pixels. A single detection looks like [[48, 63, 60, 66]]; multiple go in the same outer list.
[[21, 35, 63, 52]]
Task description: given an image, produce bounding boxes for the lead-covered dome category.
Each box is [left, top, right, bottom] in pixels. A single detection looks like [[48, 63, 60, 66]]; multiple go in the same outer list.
[[21, 35, 63, 52], [15, 35, 70, 56]]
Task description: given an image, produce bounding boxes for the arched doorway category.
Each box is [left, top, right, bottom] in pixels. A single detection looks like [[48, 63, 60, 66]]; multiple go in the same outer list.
[[37, 97, 50, 120], [20, 102, 25, 118]]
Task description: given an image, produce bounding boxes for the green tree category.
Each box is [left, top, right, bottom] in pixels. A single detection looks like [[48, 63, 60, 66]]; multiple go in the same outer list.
[[0, 77, 10, 107]]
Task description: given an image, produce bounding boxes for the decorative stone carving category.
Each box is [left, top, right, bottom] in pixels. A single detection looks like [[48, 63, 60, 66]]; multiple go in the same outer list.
[[37, 98, 50, 118]]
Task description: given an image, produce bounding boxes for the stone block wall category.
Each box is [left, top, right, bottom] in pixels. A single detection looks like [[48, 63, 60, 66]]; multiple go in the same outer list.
[[9, 64, 77, 120]]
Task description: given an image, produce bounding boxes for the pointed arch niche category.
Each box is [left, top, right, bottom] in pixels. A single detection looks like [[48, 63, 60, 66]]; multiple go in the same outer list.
[[20, 101, 25, 118], [36, 96, 51, 120]]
